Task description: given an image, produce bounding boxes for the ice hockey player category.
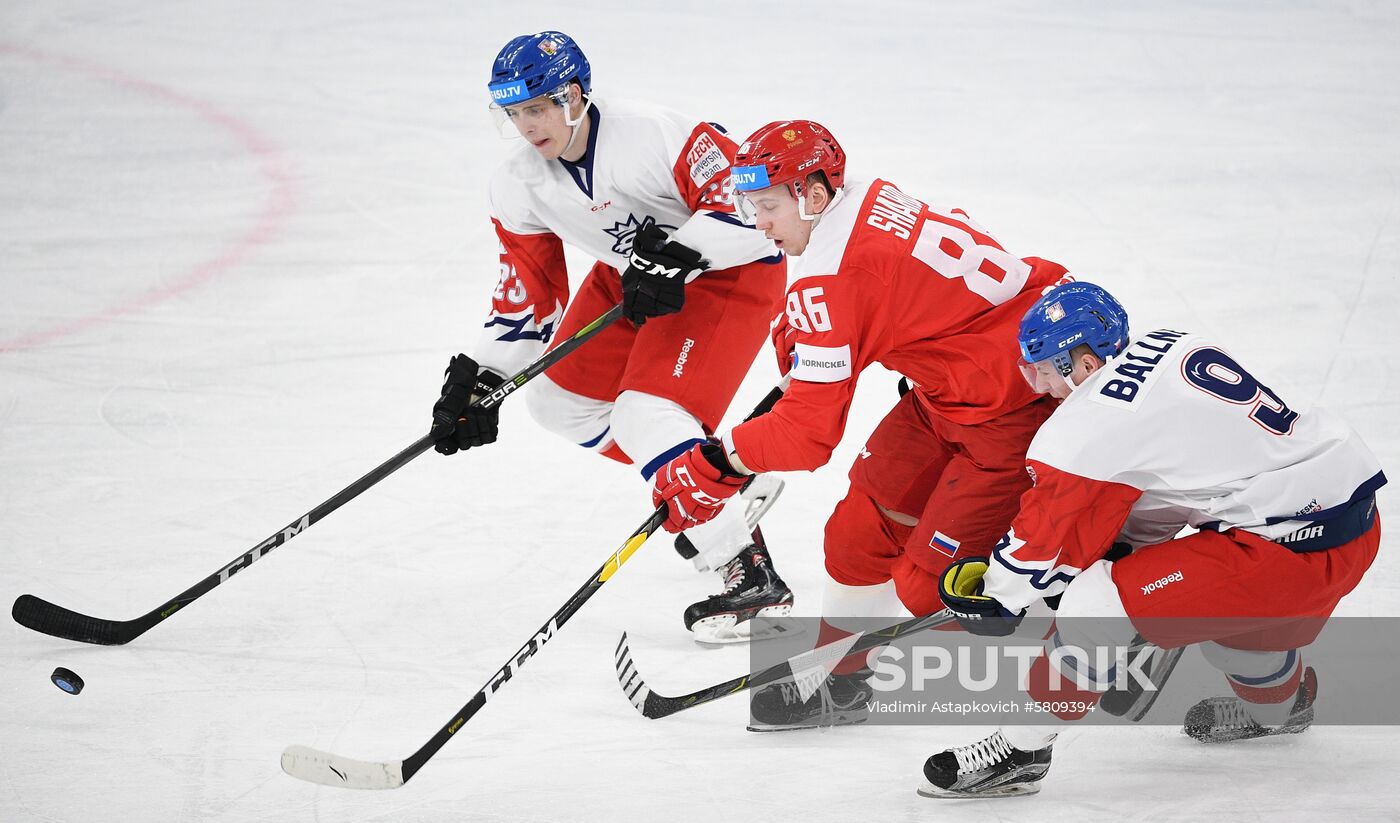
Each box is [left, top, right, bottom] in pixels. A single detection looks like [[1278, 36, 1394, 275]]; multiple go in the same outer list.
[[429, 31, 792, 642], [921, 281, 1385, 797], [648, 119, 1077, 728]]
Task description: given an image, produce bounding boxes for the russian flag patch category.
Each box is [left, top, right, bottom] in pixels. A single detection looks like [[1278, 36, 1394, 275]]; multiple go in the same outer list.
[[930, 531, 960, 558]]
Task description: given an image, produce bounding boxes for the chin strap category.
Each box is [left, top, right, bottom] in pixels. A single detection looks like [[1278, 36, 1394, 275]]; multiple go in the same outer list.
[[560, 94, 594, 158], [798, 185, 844, 224]]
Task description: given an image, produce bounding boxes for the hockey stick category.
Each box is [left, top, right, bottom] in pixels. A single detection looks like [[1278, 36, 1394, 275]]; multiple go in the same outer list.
[[280, 505, 669, 789], [12, 305, 624, 646], [673, 377, 789, 561], [614, 609, 958, 719], [1098, 637, 1184, 721]]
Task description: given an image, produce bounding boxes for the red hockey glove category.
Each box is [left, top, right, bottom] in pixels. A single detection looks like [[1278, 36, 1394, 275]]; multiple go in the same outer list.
[[651, 442, 748, 533]]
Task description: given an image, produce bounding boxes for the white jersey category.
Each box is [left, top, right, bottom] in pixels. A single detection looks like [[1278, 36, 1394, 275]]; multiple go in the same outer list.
[[477, 97, 777, 377], [984, 328, 1385, 611]]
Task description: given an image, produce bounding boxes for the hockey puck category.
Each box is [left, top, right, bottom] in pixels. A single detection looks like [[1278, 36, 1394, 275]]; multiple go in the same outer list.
[[50, 667, 84, 695]]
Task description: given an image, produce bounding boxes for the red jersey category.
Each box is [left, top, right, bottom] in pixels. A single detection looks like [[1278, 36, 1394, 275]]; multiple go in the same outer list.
[[726, 179, 1066, 473]]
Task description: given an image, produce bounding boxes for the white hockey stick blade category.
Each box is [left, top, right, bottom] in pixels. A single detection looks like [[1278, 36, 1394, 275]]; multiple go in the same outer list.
[[281, 745, 405, 790], [741, 474, 784, 530]]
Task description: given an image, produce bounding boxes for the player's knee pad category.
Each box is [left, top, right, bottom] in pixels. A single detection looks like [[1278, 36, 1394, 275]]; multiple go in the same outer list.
[[824, 490, 911, 587], [526, 375, 616, 453], [610, 390, 707, 479]]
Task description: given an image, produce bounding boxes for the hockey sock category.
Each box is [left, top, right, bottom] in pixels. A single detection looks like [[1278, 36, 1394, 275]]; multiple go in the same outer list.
[[817, 579, 905, 675], [1201, 643, 1303, 725], [683, 499, 754, 572], [1227, 655, 1303, 726], [599, 442, 631, 464], [999, 724, 1058, 751], [1026, 651, 1103, 721]]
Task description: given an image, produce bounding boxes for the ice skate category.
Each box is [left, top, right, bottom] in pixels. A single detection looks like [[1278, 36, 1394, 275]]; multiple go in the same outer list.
[[1184, 666, 1317, 744], [747, 668, 872, 732], [918, 730, 1053, 798], [683, 527, 797, 644]]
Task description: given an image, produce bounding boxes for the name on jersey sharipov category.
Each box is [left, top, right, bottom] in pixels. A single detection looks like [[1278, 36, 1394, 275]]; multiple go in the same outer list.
[[866, 184, 923, 239], [1099, 330, 1189, 404]]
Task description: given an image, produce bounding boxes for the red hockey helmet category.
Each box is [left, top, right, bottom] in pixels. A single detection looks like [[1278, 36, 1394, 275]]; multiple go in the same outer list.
[[732, 120, 845, 222], [733, 120, 845, 193]]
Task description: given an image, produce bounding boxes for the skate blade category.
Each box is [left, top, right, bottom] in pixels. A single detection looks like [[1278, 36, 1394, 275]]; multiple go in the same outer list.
[[1183, 700, 1313, 744], [690, 606, 803, 646], [1185, 721, 1312, 744], [746, 714, 868, 733], [916, 781, 1042, 799]]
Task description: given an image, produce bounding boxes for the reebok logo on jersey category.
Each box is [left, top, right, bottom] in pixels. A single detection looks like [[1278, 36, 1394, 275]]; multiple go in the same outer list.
[[790, 343, 852, 383], [673, 338, 696, 378], [1140, 570, 1183, 596]]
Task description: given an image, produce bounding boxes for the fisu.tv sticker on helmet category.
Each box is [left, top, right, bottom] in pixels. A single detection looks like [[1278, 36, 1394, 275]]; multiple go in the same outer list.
[[731, 165, 771, 191], [489, 80, 530, 104], [791, 343, 852, 383]]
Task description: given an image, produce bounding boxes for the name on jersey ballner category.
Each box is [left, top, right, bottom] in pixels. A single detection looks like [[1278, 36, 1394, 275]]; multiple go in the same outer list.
[[866, 184, 923, 239], [1099, 330, 1189, 404]]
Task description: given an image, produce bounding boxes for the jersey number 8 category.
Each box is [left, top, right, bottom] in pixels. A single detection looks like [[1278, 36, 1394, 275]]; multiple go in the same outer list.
[[911, 211, 1032, 305]]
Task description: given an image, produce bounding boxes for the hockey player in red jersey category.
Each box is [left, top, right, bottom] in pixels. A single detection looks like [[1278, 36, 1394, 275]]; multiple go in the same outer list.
[[920, 281, 1385, 797], [429, 32, 793, 642], [648, 119, 1075, 728]]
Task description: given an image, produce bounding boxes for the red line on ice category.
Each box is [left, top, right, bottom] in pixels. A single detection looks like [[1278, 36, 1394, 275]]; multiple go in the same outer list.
[[0, 43, 295, 353]]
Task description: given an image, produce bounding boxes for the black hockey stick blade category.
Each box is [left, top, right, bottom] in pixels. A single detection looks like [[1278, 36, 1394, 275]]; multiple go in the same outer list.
[[281, 505, 668, 789], [615, 610, 957, 719], [1098, 640, 1185, 721], [13, 305, 624, 646], [12, 594, 151, 646]]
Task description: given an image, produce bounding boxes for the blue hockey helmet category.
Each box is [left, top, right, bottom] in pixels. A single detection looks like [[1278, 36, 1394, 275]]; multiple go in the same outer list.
[[487, 31, 591, 107], [1018, 281, 1129, 378]]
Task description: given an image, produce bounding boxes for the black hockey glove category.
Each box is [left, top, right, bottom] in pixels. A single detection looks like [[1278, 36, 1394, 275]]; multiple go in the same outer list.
[[939, 557, 1025, 637], [430, 354, 507, 455], [621, 223, 707, 325]]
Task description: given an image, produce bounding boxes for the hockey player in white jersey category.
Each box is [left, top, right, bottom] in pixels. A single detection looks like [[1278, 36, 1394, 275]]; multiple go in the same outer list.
[[428, 31, 793, 641], [920, 281, 1384, 797]]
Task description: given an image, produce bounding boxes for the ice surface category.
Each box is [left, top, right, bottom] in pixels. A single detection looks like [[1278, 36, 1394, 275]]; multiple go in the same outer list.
[[2, 1, 1398, 820]]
